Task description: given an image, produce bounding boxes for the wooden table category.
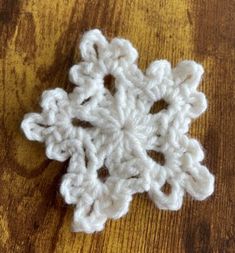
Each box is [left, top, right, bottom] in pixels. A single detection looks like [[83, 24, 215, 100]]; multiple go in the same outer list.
[[0, 1, 234, 252]]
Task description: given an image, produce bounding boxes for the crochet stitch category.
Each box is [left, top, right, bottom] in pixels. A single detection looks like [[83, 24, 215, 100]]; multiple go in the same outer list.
[[21, 29, 214, 233]]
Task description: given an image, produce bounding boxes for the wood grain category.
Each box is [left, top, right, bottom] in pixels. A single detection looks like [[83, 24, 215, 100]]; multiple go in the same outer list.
[[0, 0, 234, 252]]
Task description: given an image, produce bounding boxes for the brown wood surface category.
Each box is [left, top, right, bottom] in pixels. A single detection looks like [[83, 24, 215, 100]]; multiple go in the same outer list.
[[0, 0, 234, 252]]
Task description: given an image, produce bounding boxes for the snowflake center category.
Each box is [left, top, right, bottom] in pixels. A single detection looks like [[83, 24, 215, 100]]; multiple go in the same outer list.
[[120, 120, 133, 132]]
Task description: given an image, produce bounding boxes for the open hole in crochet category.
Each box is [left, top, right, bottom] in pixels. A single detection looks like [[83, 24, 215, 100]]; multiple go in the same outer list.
[[87, 202, 94, 216], [37, 123, 49, 128], [81, 97, 91, 105], [147, 150, 165, 166], [71, 118, 93, 128], [97, 166, 110, 183], [83, 149, 88, 168], [128, 174, 140, 179], [149, 99, 168, 114], [161, 182, 171, 195], [94, 44, 99, 58], [103, 74, 116, 96]]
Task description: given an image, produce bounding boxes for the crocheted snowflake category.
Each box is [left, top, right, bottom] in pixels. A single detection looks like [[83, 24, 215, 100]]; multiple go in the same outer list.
[[21, 29, 214, 233]]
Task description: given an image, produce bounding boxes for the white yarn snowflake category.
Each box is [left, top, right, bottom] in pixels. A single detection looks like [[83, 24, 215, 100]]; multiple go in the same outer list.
[[21, 29, 214, 233]]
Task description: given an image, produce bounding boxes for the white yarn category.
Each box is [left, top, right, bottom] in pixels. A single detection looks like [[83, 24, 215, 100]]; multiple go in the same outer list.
[[21, 29, 215, 233]]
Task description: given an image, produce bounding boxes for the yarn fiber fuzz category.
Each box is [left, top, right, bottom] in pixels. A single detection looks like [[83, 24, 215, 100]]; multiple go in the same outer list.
[[21, 29, 214, 233]]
